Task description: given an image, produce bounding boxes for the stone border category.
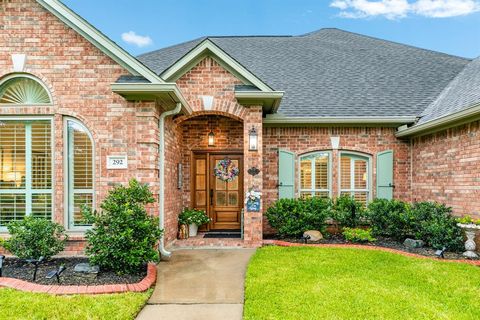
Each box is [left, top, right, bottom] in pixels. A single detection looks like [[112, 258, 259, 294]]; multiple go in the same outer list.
[[263, 240, 480, 266], [0, 263, 156, 295]]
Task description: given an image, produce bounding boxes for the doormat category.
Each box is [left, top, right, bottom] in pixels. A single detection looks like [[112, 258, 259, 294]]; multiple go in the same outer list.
[[203, 233, 241, 239]]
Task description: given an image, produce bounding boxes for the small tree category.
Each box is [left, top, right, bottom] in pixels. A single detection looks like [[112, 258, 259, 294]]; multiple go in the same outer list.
[[84, 179, 162, 274], [2, 217, 68, 260]]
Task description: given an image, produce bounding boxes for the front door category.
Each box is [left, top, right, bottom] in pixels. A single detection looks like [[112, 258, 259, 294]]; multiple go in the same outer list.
[[192, 153, 243, 231]]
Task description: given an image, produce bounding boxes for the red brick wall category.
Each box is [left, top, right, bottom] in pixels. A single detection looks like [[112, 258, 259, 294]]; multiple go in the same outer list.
[[411, 120, 480, 217], [262, 126, 411, 234], [0, 0, 161, 251]]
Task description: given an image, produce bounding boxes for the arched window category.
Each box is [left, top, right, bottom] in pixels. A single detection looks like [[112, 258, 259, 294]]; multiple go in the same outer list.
[[339, 152, 371, 204], [65, 119, 94, 229], [299, 152, 331, 198], [0, 75, 52, 105]]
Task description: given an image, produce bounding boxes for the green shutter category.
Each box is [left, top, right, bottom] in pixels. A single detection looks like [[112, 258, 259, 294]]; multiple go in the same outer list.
[[376, 150, 394, 200], [278, 150, 295, 199]]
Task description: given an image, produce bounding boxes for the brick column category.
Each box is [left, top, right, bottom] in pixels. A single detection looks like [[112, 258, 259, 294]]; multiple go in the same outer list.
[[243, 106, 263, 247]]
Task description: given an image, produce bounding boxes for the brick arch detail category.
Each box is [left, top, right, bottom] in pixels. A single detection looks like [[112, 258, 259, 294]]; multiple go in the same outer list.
[[175, 110, 244, 124]]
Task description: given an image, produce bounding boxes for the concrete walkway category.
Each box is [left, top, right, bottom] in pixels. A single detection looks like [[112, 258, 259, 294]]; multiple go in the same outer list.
[[136, 249, 256, 320]]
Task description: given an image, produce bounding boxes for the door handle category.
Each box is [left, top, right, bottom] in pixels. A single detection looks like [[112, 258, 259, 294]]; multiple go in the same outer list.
[[379, 183, 395, 188], [210, 189, 214, 205]]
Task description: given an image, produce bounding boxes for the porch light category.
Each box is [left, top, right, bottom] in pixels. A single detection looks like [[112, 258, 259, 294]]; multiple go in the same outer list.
[[208, 130, 215, 146], [249, 127, 258, 151]]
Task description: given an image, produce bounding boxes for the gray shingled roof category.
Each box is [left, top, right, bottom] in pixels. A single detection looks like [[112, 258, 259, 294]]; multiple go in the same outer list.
[[418, 56, 480, 125], [138, 29, 470, 118]]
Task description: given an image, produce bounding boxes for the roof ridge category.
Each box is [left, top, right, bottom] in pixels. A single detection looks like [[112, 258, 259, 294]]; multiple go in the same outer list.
[[300, 28, 471, 61], [137, 36, 207, 58]]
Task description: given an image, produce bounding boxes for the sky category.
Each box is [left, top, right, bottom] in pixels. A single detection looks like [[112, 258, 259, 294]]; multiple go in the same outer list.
[[62, 0, 480, 59]]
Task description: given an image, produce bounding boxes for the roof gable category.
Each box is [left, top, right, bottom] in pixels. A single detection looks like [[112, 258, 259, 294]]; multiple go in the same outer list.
[[159, 39, 274, 92], [37, 0, 163, 83]]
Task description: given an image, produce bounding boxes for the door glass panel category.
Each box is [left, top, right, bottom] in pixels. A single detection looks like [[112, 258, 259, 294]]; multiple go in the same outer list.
[[228, 192, 238, 206], [216, 191, 226, 206], [196, 191, 206, 206], [228, 177, 238, 190], [216, 179, 226, 191]]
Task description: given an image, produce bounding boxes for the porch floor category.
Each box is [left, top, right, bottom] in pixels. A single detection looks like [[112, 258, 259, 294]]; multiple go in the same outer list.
[[169, 232, 247, 249]]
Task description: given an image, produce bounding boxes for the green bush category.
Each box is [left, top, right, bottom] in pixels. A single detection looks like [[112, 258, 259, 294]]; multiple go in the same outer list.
[[265, 197, 332, 237], [331, 195, 367, 228], [2, 217, 68, 260], [178, 208, 210, 226], [412, 202, 463, 251], [367, 198, 414, 240], [342, 227, 376, 243], [84, 179, 162, 274], [367, 199, 463, 251]]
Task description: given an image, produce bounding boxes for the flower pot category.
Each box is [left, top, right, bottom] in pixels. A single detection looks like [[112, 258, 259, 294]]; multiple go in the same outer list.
[[189, 223, 199, 237]]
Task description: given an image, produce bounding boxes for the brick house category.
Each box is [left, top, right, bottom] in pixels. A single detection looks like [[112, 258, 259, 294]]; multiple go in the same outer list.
[[1, 0, 479, 254]]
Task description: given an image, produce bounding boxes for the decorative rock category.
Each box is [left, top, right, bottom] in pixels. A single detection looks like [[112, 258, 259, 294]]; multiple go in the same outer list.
[[403, 238, 424, 249], [303, 230, 323, 241], [74, 263, 99, 280]]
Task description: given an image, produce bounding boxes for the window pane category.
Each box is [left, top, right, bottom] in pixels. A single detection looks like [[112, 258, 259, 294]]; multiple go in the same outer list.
[[31, 122, 51, 189], [32, 193, 52, 219], [73, 193, 93, 227], [300, 192, 312, 199], [0, 194, 26, 226], [68, 120, 94, 228], [314, 156, 328, 190], [314, 192, 329, 199], [354, 159, 367, 189], [340, 156, 351, 190], [71, 124, 93, 189], [0, 77, 51, 104], [0, 122, 26, 189], [353, 192, 368, 204], [300, 158, 312, 189]]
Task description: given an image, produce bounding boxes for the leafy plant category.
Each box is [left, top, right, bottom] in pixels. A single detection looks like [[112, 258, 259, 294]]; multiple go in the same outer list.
[[2, 217, 68, 260], [265, 197, 331, 237], [367, 199, 414, 240], [457, 215, 480, 225], [331, 195, 367, 228], [84, 179, 162, 274], [178, 208, 210, 226], [342, 227, 376, 243]]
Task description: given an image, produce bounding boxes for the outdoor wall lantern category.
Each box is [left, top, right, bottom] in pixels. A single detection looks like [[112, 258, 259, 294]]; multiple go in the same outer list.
[[208, 130, 215, 147], [249, 127, 258, 151]]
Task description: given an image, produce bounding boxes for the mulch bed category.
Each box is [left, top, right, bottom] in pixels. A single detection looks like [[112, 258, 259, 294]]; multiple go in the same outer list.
[[263, 234, 473, 261], [2, 257, 147, 286]]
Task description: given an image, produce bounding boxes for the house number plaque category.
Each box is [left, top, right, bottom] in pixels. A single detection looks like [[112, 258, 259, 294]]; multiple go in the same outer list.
[[107, 155, 128, 169]]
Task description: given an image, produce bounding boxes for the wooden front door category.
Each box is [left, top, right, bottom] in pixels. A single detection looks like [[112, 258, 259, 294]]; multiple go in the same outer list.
[[192, 153, 243, 231]]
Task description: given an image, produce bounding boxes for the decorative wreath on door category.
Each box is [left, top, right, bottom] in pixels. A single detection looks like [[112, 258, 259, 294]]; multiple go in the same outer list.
[[214, 158, 239, 182]]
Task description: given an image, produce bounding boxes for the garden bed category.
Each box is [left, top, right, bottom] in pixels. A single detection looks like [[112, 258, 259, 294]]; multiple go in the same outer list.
[[2, 257, 147, 286], [263, 234, 473, 260]]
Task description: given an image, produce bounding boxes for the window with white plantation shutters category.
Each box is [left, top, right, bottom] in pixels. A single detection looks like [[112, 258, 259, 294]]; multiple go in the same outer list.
[[340, 153, 370, 204], [0, 120, 52, 226], [299, 152, 331, 199], [66, 120, 94, 228]]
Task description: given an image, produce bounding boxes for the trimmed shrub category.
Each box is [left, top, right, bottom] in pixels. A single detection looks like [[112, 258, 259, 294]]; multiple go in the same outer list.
[[367, 199, 463, 251], [331, 195, 367, 228], [265, 197, 332, 237], [412, 202, 463, 251], [367, 199, 414, 240], [343, 227, 376, 243], [84, 179, 162, 274], [2, 217, 68, 260]]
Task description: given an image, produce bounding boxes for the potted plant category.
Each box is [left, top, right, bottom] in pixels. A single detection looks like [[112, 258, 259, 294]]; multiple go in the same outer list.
[[457, 215, 480, 258], [179, 208, 210, 237]]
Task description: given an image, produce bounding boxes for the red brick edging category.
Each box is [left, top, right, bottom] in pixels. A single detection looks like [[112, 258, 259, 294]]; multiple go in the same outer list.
[[263, 240, 480, 266], [0, 263, 156, 295]]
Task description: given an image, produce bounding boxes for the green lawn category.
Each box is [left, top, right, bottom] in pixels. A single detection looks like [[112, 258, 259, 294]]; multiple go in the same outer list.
[[0, 288, 151, 320], [244, 246, 480, 320]]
